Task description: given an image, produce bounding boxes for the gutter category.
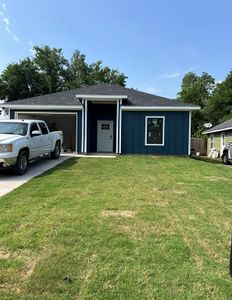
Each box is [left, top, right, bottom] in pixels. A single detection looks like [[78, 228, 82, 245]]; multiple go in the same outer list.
[[203, 126, 232, 134], [0, 105, 83, 110], [121, 105, 201, 111]]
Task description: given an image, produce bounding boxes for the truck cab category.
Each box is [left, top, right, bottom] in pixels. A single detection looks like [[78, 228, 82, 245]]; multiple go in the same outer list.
[[0, 119, 63, 174]]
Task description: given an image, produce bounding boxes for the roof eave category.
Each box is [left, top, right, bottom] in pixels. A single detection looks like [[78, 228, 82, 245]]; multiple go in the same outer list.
[[0, 104, 83, 110], [121, 105, 200, 111], [203, 127, 232, 134]]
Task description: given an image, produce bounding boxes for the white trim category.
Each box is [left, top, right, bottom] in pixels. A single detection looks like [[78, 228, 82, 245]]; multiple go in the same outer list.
[[188, 111, 191, 155], [81, 107, 84, 153], [145, 116, 165, 146], [84, 99, 88, 153], [121, 106, 200, 111], [1, 105, 83, 110], [76, 113, 78, 153], [14, 110, 78, 153], [116, 100, 119, 154], [119, 104, 122, 153], [203, 127, 232, 134], [76, 95, 127, 100], [15, 111, 78, 116]]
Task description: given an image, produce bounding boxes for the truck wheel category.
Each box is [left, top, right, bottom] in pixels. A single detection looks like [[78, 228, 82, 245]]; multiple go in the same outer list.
[[222, 153, 230, 165], [50, 142, 61, 159], [15, 150, 29, 175]]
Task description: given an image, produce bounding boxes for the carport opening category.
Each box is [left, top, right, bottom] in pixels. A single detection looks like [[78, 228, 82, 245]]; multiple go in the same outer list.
[[16, 113, 77, 153]]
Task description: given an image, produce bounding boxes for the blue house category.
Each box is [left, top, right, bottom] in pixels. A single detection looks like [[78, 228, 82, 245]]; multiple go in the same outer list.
[[1, 84, 200, 155]]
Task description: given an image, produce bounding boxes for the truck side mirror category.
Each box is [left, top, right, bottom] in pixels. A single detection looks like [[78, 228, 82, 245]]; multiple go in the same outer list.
[[31, 130, 41, 137]]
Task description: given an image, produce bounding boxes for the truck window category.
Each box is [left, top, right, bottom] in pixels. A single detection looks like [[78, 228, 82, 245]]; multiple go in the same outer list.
[[0, 122, 28, 136], [30, 123, 40, 136], [39, 122, 48, 135]]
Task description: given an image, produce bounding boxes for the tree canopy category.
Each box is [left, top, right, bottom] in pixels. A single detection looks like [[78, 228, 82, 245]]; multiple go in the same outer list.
[[178, 70, 232, 136], [204, 71, 232, 125], [177, 72, 215, 136], [0, 46, 127, 101]]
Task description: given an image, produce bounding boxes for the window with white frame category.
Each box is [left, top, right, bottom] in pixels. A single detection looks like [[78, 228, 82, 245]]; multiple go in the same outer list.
[[145, 116, 165, 146]]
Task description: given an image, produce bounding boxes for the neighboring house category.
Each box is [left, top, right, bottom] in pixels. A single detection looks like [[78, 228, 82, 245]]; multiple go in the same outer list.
[[0, 100, 8, 119], [0, 83, 200, 155], [203, 118, 232, 155]]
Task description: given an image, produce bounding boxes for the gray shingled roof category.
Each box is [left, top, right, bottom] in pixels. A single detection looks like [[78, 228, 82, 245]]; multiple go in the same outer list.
[[204, 119, 232, 134], [2, 83, 198, 108]]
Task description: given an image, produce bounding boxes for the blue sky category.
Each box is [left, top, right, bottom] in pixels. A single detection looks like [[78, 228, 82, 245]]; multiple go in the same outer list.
[[0, 0, 232, 98]]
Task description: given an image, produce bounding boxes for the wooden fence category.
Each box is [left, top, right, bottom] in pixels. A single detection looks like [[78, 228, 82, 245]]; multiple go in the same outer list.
[[191, 138, 207, 156]]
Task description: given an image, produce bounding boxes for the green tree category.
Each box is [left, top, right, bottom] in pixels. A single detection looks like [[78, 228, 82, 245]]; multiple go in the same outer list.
[[177, 72, 215, 136], [204, 71, 232, 125], [88, 61, 126, 86], [0, 45, 127, 101], [67, 51, 127, 89], [33, 45, 69, 93], [0, 58, 46, 101]]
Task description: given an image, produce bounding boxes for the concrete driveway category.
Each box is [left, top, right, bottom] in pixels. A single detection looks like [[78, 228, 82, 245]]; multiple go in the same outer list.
[[0, 155, 71, 197]]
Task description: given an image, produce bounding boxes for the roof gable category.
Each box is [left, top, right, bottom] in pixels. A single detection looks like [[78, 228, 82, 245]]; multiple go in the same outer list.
[[204, 118, 232, 134]]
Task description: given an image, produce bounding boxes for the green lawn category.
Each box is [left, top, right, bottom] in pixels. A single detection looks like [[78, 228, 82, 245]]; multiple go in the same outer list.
[[0, 156, 232, 299]]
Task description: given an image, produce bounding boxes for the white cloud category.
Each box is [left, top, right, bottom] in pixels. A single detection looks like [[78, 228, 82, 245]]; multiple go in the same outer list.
[[12, 34, 19, 42], [4, 25, 10, 33], [0, 4, 20, 42], [165, 72, 181, 79], [1, 3, 6, 12], [154, 71, 181, 81], [3, 17, 9, 25], [144, 86, 162, 95]]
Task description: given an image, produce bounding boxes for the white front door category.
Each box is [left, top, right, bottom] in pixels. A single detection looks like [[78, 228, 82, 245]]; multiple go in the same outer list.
[[97, 121, 113, 152]]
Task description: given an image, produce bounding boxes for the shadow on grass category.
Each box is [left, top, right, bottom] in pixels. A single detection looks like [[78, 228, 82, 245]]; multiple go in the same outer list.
[[36, 157, 80, 178], [190, 155, 223, 165]]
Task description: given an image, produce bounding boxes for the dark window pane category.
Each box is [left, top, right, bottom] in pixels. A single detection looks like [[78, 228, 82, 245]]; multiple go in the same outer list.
[[147, 118, 163, 145], [39, 122, 48, 135], [30, 123, 40, 135]]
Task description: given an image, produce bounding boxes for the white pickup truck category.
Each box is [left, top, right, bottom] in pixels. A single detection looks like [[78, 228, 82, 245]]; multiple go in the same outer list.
[[0, 119, 63, 175]]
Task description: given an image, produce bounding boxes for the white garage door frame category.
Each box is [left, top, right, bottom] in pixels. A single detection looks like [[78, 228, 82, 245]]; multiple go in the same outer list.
[[15, 111, 78, 153]]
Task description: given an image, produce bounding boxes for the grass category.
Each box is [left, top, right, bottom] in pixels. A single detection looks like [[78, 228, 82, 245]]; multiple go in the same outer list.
[[0, 156, 232, 299]]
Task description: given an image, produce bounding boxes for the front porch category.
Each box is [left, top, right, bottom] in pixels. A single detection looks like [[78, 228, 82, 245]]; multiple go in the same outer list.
[[87, 103, 117, 153], [80, 95, 125, 154]]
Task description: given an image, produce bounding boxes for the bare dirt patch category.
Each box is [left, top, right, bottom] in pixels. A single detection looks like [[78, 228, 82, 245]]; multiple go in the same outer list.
[[205, 176, 231, 182], [0, 247, 48, 293], [172, 190, 187, 196], [153, 200, 169, 207], [100, 210, 136, 218], [0, 249, 12, 260]]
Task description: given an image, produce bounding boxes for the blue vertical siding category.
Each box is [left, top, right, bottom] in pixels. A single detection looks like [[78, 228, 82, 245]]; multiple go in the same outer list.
[[121, 111, 189, 155]]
